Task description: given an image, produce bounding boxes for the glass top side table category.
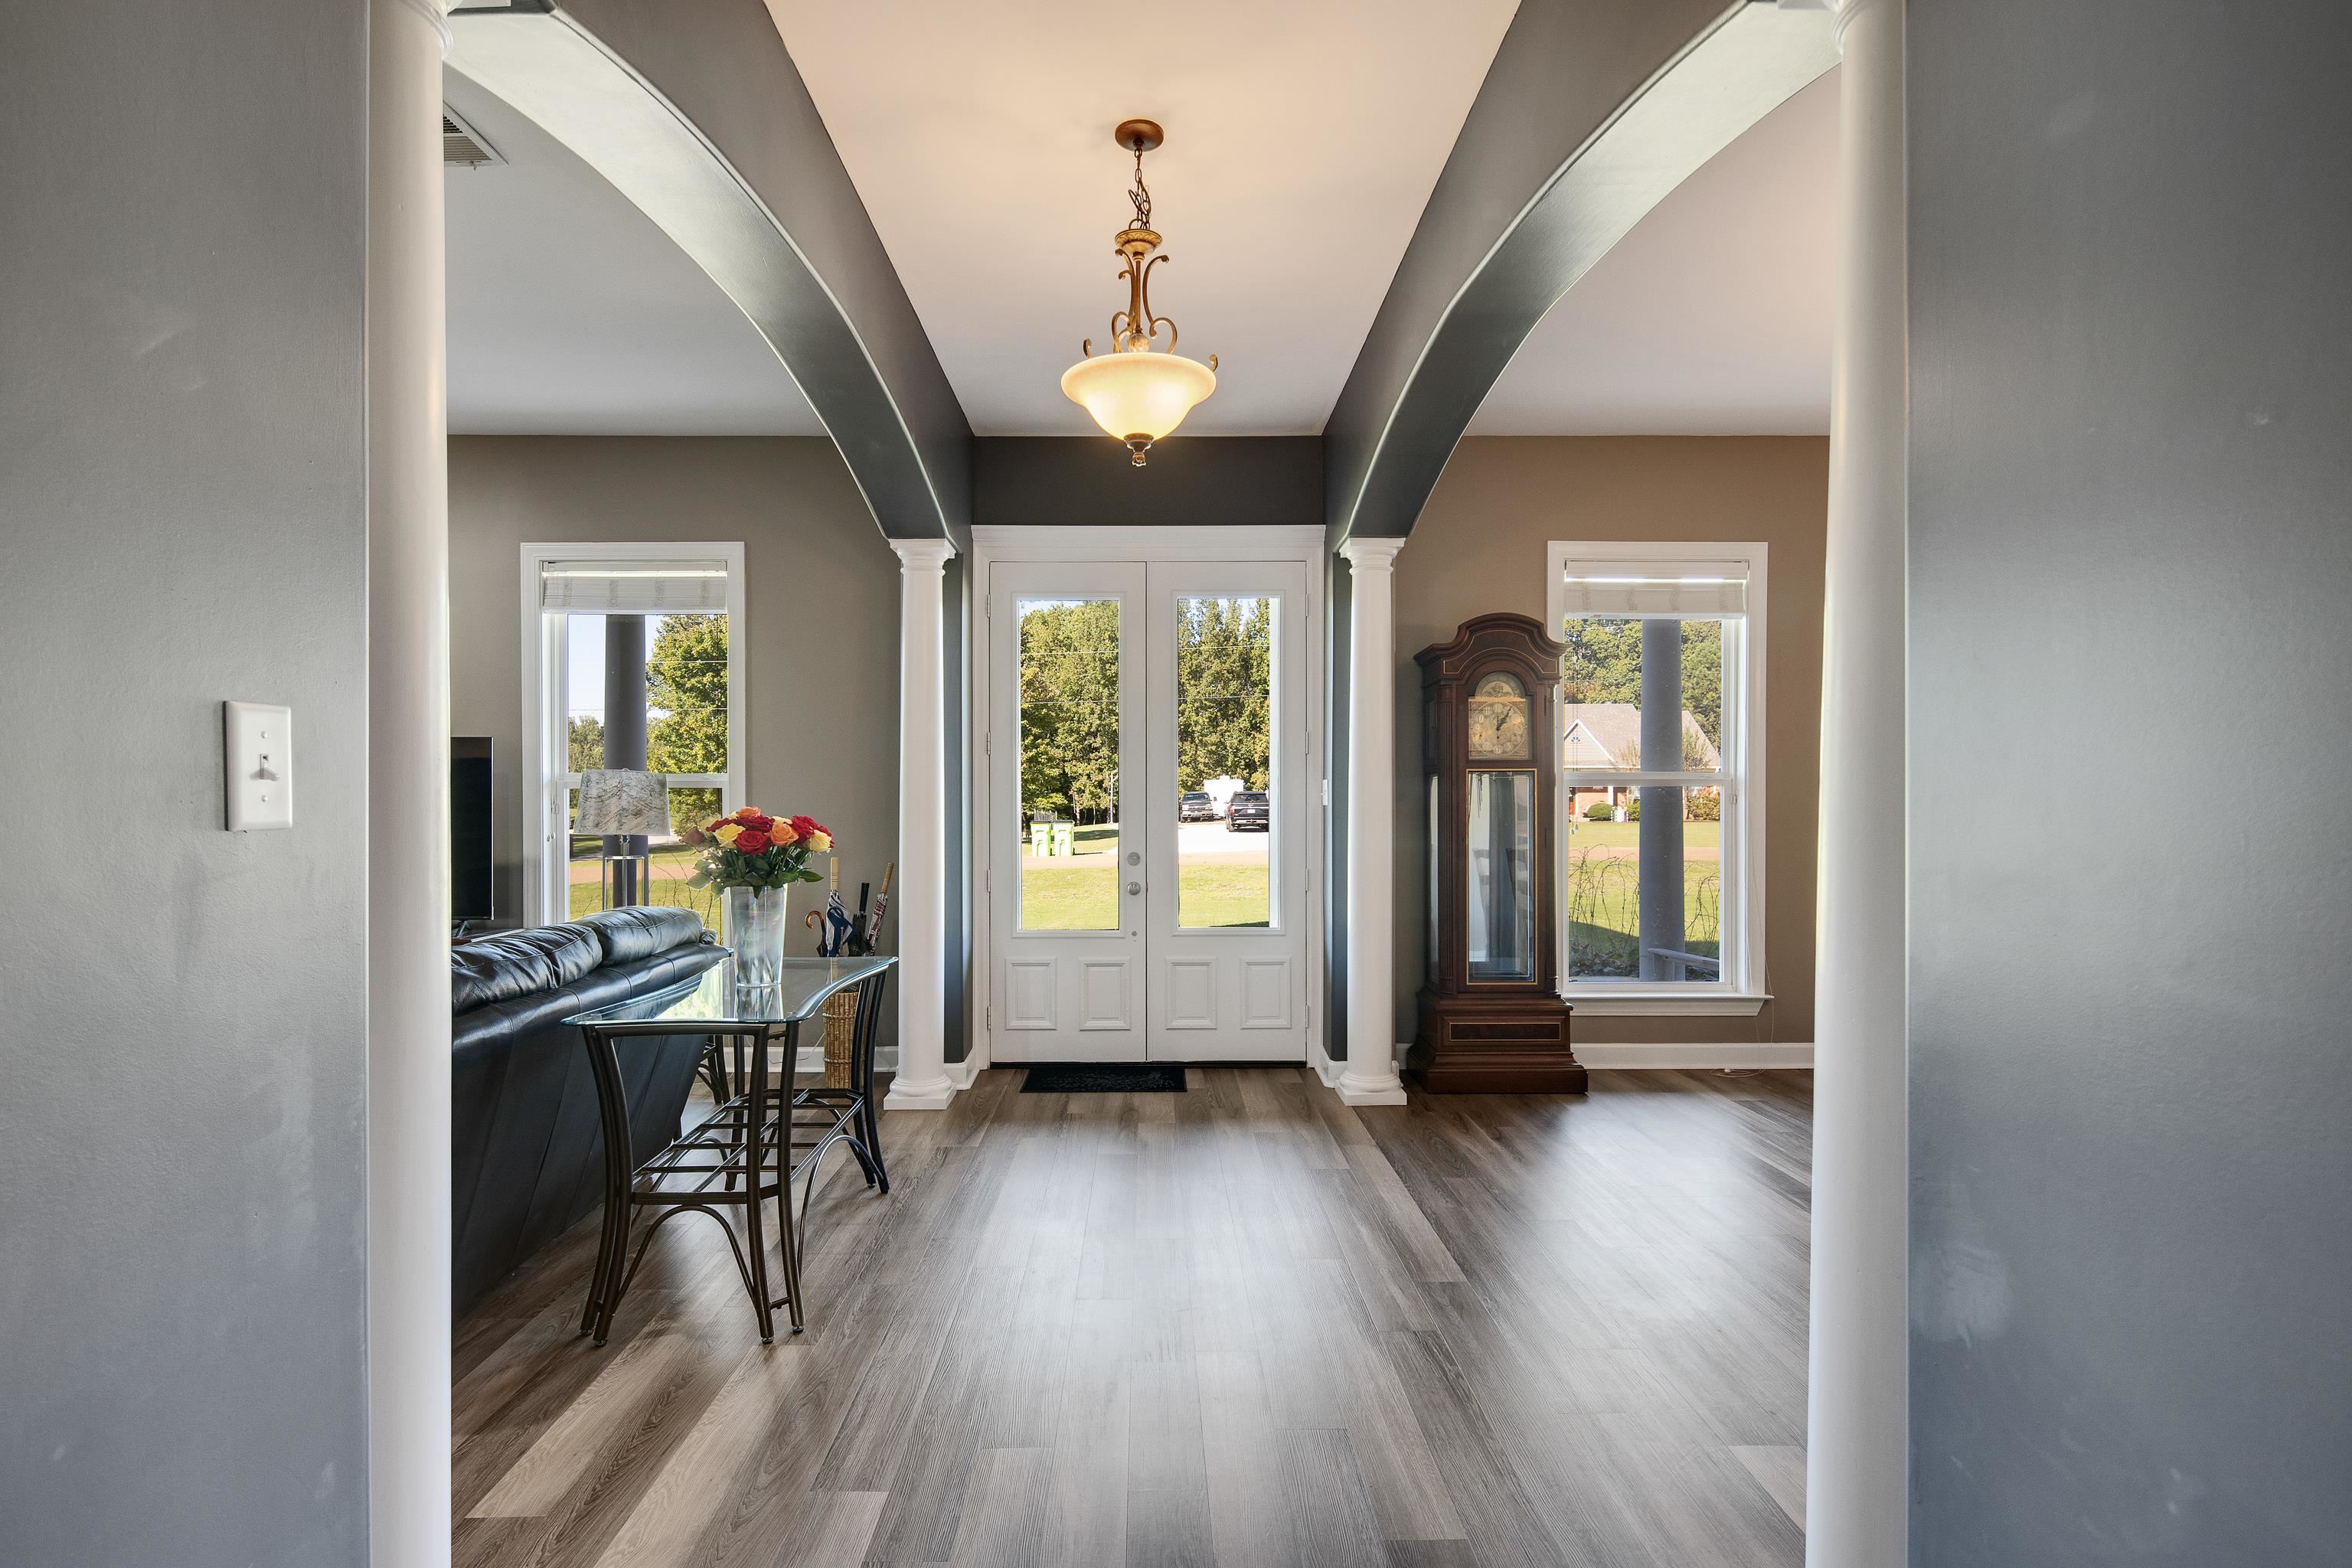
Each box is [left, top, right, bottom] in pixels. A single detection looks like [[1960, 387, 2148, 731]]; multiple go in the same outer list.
[[564, 956, 897, 1344]]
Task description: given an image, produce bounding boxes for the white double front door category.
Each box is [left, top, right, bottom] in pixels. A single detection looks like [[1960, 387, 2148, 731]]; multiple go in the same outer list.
[[983, 550, 1312, 1063]]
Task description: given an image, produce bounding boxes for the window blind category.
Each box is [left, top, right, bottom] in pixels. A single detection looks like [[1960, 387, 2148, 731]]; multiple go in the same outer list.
[[1557, 558, 1748, 618], [539, 559, 730, 615]]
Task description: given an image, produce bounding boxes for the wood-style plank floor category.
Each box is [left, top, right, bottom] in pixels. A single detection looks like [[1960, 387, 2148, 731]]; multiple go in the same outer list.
[[452, 1067, 1811, 1567]]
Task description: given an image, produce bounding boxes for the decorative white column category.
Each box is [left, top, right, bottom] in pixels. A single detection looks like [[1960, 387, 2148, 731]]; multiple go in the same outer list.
[[367, 2, 454, 1566], [1806, 2, 1908, 1563], [1336, 537, 1410, 1106], [884, 538, 957, 1109]]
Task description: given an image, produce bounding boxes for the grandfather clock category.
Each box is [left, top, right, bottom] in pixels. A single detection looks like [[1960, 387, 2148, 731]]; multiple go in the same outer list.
[[1413, 612, 1585, 1093]]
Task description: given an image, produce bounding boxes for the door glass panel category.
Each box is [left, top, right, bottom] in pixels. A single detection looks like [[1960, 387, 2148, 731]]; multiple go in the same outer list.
[[1174, 596, 1273, 928], [1465, 770, 1535, 981], [1018, 596, 1122, 929], [1562, 790, 1723, 979]]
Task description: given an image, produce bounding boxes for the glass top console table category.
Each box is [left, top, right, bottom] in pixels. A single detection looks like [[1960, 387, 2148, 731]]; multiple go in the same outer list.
[[564, 956, 896, 1344]]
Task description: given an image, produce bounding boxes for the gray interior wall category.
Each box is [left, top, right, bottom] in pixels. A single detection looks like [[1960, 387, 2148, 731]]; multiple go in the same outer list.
[[1325, 553, 1353, 1060], [1908, 6, 2352, 1563], [943, 554, 972, 1062], [0, 4, 374, 1564], [973, 436, 1322, 529], [448, 436, 903, 1040]]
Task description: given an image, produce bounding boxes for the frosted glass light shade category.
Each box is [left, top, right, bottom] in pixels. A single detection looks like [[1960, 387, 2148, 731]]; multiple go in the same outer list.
[[1060, 350, 1217, 443]]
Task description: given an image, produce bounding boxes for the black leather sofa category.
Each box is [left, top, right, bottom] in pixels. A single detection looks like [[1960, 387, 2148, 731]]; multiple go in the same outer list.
[[450, 906, 726, 1319]]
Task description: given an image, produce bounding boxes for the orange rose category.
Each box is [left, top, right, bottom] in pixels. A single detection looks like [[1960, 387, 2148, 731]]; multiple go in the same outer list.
[[770, 821, 799, 846]]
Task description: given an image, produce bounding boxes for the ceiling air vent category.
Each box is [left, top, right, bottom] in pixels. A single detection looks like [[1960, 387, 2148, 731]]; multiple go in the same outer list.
[[443, 108, 503, 168]]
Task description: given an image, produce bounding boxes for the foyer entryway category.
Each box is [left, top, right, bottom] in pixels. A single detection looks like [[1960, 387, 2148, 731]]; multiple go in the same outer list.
[[972, 528, 1324, 1067]]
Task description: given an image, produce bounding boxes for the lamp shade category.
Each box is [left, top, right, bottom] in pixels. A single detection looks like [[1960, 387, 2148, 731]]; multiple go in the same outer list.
[[574, 770, 671, 836], [1060, 351, 1217, 443]]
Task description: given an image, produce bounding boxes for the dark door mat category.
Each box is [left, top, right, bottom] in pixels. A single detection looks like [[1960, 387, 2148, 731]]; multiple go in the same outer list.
[[1021, 1063, 1187, 1093]]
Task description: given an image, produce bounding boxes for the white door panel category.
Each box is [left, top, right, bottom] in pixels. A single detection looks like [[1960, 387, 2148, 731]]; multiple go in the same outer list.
[[988, 562, 1146, 1063], [1144, 560, 1308, 1062]]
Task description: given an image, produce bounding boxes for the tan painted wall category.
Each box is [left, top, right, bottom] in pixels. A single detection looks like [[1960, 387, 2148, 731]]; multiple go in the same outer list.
[[449, 436, 903, 968], [1393, 436, 1828, 1046]]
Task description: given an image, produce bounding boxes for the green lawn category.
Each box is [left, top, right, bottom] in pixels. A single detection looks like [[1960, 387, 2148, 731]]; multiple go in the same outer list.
[[567, 845, 720, 929], [1022, 863, 1269, 929], [1563, 848, 1720, 977], [1562, 821, 1721, 851]]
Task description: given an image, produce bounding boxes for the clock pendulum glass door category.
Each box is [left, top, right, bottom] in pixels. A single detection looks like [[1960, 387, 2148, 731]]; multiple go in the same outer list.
[[1464, 673, 1535, 981]]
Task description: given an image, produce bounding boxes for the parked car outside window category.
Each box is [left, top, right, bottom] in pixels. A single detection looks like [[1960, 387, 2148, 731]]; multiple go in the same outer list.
[[1179, 791, 1217, 822], [1227, 791, 1269, 832]]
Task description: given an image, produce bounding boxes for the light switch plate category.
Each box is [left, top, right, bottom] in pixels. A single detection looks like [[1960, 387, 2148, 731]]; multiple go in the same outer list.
[[224, 701, 293, 831]]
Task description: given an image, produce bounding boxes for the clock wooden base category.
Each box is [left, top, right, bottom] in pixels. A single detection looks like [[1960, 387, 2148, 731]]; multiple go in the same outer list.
[[1409, 990, 1586, 1094]]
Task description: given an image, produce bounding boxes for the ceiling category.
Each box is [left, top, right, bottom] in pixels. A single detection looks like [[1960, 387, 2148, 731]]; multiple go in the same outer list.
[[441, 8, 1836, 441], [760, 0, 1520, 437], [442, 72, 823, 437], [1468, 69, 1838, 436]]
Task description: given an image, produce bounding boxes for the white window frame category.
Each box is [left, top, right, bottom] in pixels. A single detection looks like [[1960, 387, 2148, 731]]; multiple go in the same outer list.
[[519, 541, 748, 928], [1546, 539, 1769, 1016]]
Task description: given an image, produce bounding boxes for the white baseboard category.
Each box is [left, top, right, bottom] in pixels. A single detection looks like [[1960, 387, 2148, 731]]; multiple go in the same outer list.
[[1575, 1041, 1814, 1070], [881, 1042, 1809, 1077]]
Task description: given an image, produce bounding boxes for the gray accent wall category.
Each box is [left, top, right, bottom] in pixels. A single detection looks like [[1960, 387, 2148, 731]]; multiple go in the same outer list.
[[448, 436, 905, 1044], [0, 4, 374, 1564], [1908, 5, 2352, 1562], [972, 437, 1322, 530]]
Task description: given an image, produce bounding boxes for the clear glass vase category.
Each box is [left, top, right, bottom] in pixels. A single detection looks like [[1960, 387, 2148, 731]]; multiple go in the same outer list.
[[725, 884, 790, 988]]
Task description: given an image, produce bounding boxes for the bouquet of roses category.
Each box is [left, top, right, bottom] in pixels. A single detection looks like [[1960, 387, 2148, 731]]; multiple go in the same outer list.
[[680, 807, 833, 892]]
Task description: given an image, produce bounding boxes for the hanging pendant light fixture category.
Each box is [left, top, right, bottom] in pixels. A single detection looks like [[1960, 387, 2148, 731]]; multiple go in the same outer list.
[[1061, 119, 1217, 467]]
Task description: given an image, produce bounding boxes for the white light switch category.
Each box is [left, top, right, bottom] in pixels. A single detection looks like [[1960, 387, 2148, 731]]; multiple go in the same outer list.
[[224, 701, 293, 831]]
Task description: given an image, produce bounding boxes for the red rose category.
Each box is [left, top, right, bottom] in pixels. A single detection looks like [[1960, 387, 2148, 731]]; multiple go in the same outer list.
[[743, 813, 775, 833], [734, 829, 770, 853], [789, 815, 820, 841]]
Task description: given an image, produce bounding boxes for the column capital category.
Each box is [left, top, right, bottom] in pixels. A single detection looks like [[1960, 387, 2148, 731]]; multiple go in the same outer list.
[[1831, 0, 1898, 54], [1337, 535, 1406, 572], [388, 0, 454, 56], [888, 537, 957, 573]]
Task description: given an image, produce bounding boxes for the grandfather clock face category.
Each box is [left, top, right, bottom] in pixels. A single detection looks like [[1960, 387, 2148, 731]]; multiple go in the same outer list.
[[1466, 673, 1530, 760]]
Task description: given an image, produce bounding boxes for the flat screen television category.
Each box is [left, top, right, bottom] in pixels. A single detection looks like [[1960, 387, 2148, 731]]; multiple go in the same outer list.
[[452, 737, 495, 924]]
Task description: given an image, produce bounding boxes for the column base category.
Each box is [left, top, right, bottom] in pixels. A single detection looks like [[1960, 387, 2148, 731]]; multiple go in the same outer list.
[[1334, 1051, 1410, 1106], [883, 1078, 956, 1112]]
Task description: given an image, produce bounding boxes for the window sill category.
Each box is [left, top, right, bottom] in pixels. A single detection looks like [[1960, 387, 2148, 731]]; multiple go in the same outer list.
[[1563, 991, 1770, 1017]]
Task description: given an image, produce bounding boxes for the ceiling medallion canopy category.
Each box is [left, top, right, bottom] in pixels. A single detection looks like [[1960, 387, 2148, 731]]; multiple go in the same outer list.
[[1060, 119, 1218, 467]]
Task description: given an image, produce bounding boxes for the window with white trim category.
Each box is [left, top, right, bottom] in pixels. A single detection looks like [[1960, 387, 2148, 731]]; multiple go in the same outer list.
[[1547, 541, 1767, 1011], [521, 544, 746, 929]]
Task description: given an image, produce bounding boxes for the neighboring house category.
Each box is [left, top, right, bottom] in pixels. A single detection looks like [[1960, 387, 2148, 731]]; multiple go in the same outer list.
[[1559, 702, 1720, 818]]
